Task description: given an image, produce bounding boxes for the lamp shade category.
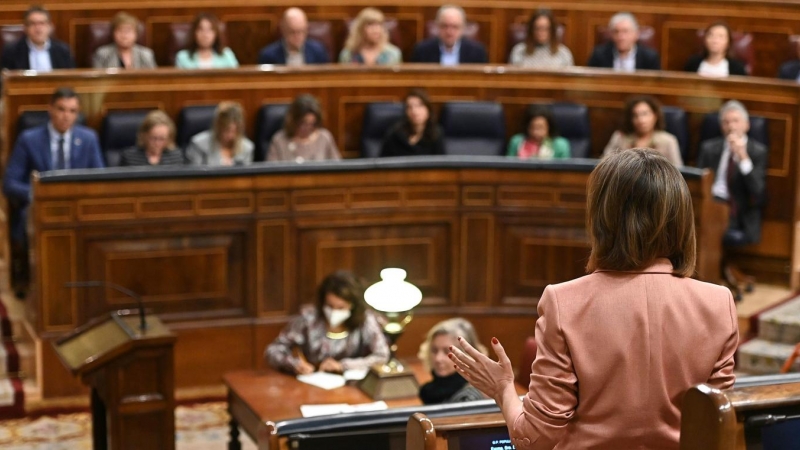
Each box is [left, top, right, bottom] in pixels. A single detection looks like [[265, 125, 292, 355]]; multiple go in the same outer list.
[[364, 268, 422, 313]]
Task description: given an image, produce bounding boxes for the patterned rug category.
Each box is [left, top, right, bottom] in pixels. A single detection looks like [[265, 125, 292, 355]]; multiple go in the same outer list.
[[0, 402, 256, 449]]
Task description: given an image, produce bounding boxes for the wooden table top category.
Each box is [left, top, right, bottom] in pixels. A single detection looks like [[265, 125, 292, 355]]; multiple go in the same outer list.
[[223, 361, 432, 425]]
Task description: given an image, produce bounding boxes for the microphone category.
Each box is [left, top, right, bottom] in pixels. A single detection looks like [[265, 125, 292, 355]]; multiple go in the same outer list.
[[65, 280, 147, 332], [744, 413, 800, 428]]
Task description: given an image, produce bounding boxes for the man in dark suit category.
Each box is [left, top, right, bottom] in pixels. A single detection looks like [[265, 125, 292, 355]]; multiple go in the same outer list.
[[587, 12, 660, 71], [258, 8, 329, 65], [697, 100, 767, 300], [410, 5, 487, 65], [3, 87, 104, 296], [1, 5, 75, 71]]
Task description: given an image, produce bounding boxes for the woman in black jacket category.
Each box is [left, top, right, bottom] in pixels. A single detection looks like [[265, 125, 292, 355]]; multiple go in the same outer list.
[[684, 22, 747, 77], [380, 88, 444, 157]]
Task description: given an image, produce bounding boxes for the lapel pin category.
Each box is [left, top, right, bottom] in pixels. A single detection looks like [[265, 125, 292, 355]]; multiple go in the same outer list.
[[75, 138, 82, 146]]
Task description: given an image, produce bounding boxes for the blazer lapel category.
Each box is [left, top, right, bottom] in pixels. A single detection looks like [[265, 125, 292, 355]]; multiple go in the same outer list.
[[71, 131, 84, 168], [40, 127, 53, 171]]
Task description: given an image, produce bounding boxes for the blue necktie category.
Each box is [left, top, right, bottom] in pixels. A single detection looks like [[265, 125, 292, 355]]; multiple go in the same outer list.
[[56, 136, 65, 170]]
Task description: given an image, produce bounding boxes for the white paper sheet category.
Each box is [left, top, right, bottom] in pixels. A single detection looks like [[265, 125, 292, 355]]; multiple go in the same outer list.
[[296, 372, 346, 390], [300, 401, 388, 418]]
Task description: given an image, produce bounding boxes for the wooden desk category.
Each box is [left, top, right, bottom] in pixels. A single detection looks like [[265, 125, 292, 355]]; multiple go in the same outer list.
[[407, 411, 509, 450], [224, 367, 425, 450]]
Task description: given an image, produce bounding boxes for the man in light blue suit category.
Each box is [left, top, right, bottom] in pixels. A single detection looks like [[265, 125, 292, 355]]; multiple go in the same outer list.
[[3, 87, 104, 296]]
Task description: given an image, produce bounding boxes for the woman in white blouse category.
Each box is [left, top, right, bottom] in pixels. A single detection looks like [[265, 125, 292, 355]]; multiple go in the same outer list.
[[509, 10, 573, 69]]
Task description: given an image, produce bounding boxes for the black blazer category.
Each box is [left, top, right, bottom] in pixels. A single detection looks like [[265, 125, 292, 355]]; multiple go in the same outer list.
[[410, 38, 488, 64], [684, 54, 747, 76], [380, 123, 445, 157], [1, 38, 76, 70], [697, 137, 767, 244], [778, 60, 800, 80], [587, 41, 661, 70]]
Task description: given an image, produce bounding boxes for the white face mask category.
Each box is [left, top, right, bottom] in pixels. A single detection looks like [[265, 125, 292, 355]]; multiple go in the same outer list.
[[324, 306, 351, 328]]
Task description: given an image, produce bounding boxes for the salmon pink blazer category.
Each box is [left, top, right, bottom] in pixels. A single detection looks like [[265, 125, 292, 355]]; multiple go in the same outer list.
[[510, 258, 738, 450]]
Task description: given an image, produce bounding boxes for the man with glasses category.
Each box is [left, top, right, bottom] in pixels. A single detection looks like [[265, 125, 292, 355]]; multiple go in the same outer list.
[[1, 5, 75, 71], [411, 5, 487, 65]]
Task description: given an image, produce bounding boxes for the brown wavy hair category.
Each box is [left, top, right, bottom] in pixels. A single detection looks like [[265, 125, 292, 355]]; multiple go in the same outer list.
[[621, 95, 664, 135], [315, 270, 368, 330], [283, 94, 323, 138], [187, 13, 223, 56], [525, 9, 560, 55], [586, 148, 696, 276]]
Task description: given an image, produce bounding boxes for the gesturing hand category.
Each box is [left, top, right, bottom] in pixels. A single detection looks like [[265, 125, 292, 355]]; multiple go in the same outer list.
[[295, 359, 315, 375], [319, 357, 344, 374], [449, 336, 515, 402]]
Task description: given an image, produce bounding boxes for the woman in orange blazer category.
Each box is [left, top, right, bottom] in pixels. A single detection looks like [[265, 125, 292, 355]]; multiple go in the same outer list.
[[451, 148, 738, 450]]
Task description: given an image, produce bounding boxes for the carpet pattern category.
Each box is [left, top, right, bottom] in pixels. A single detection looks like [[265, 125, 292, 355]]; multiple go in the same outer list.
[[0, 402, 256, 449], [0, 300, 23, 419]]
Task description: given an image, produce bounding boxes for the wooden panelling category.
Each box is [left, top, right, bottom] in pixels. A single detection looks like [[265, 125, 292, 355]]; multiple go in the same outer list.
[[2, 0, 800, 76], [39, 230, 77, 332], [461, 214, 493, 306], [256, 220, 292, 315]]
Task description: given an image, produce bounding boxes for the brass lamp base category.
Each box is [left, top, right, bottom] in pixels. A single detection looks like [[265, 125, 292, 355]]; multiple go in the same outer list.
[[358, 360, 419, 400]]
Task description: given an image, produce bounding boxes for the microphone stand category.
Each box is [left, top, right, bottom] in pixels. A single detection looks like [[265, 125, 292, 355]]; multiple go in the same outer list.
[[65, 281, 147, 331]]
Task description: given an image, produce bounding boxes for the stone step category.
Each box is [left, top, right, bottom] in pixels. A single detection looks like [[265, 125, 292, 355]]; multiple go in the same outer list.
[[738, 338, 800, 375], [758, 296, 800, 345]]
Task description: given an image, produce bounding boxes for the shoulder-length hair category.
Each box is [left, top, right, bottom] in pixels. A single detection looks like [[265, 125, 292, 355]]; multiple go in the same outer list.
[[402, 88, 440, 141], [111, 12, 140, 35], [521, 104, 559, 138], [315, 270, 368, 330], [417, 318, 487, 372], [701, 21, 733, 59], [586, 148, 696, 276], [621, 95, 665, 135], [283, 94, 323, 138], [212, 101, 245, 155], [188, 13, 223, 56], [136, 110, 177, 151], [525, 10, 559, 56], [344, 8, 388, 54]]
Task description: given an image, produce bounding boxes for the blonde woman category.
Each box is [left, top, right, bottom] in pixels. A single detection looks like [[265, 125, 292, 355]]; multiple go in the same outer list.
[[92, 12, 156, 69], [186, 102, 254, 166], [120, 111, 183, 166], [417, 318, 487, 404], [339, 8, 402, 65]]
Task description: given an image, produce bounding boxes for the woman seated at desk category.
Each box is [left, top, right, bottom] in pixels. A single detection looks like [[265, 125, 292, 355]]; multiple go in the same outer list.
[[120, 110, 184, 166], [265, 270, 389, 374], [186, 101, 254, 166], [603, 95, 683, 167], [268, 94, 342, 162], [507, 105, 570, 160], [380, 88, 444, 157], [417, 318, 487, 404]]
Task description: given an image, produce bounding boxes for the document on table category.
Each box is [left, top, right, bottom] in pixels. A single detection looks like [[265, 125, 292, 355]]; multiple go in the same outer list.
[[300, 401, 388, 418], [296, 369, 369, 390]]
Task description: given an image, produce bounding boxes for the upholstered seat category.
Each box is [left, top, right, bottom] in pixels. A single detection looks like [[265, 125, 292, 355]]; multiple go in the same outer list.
[[100, 110, 151, 166], [549, 102, 591, 158], [425, 20, 480, 41], [699, 112, 768, 148], [254, 103, 289, 161], [360, 102, 404, 157], [662, 106, 689, 163], [177, 104, 217, 149], [440, 102, 505, 156], [0, 24, 24, 55], [17, 110, 86, 135]]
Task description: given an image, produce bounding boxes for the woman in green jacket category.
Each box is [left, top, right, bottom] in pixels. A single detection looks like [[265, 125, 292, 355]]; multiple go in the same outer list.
[[507, 105, 570, 160]]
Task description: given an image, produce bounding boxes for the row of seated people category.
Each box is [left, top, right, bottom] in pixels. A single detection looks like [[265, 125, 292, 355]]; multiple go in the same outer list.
[[9, 88, 769, 170], [2, 86, 768, 301], [4, 5, 800, 80]]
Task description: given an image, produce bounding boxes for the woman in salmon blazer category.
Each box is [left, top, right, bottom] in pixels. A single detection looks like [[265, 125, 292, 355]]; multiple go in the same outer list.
[[451, 148, 739, 450]]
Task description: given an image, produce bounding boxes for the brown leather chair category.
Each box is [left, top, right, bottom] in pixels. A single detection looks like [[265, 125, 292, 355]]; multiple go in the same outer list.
[[515, 336, 538, 387], [0, 24, 24, 55], [425, 20, 480, 41], [696, 28, 754, 75], [86, 21, 146, 67], [168, 22, 227, 65], [595, 25, 657, 51]]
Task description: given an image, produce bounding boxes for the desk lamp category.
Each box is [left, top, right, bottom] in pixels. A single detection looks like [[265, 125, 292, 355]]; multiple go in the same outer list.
[[359, 268, 422, 400]]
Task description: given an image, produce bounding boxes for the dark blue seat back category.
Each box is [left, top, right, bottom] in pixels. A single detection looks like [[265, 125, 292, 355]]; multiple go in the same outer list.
[[699, 112, 769, 149], [549, 102, 591, 158], [662, 106, 689, 163], [17, 110, 86, 135], [255, 104, 290, 162], [440, 102, 505, 156], [177, 105, 216, 149], [361, 102, 404, 158], [101, 110, 150, 167]]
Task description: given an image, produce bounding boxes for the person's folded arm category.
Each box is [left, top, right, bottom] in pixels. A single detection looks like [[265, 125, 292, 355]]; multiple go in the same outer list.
[[706, 290, 739, 390]]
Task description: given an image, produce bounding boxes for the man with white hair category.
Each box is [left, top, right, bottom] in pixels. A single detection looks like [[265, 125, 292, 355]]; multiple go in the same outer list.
[[587, 12, 660, 71], [697, 100, 767, 299], [258, 8, 329, 65], [410, 5, 487, 65]]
